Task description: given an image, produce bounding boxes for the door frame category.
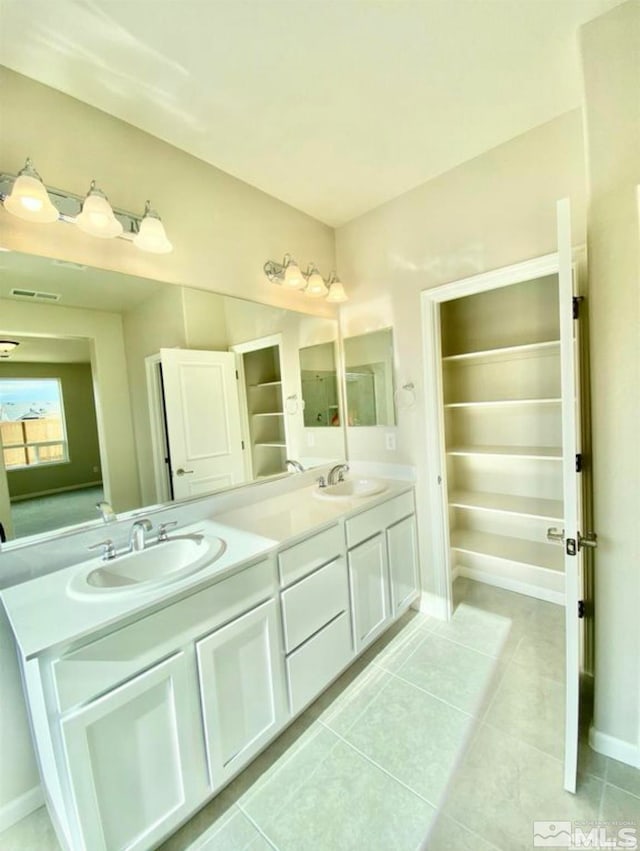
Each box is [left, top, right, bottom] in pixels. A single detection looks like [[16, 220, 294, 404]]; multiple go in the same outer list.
[[420, 251, 562, 620]]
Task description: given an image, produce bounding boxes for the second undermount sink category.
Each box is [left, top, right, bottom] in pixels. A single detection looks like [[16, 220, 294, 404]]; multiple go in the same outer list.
[[69, 535, 226, 597], [314, 478, 388, 500]]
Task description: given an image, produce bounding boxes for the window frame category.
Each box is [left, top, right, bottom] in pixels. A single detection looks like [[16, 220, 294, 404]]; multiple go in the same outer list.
[[0, 377, 70, 470]]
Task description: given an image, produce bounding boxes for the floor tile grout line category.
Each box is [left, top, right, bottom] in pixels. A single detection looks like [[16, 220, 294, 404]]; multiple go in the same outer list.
[[238, 808, 281, 851], [431, 624, 515, 661], [378, 666, 475, 718], [319, 721, 440, 811], [319, 665, 397, 735], [603, 778, 640, 801], [438, 812, 506, 851], [235, 723, 344, 826]]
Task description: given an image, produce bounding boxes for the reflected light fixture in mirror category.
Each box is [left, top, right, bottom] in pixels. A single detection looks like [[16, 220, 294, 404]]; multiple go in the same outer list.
[[75, 181, 123, 239], [2, 158, 58, 223], [0, 158, 173, 253]]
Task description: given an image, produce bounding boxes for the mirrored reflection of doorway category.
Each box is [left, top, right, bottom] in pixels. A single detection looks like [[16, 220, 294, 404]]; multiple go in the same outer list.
[[0, 335, 103, 540]]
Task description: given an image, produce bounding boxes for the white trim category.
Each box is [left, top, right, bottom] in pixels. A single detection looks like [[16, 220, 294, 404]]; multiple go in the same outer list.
[[457, 565, 564, 606], [9, 481, 102, 502], [418, 591, 449, 621], [589, 726, 640, 769], [0, 785, 43, 833]]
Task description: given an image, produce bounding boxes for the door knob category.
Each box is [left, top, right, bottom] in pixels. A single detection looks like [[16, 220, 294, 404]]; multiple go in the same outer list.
[[175, 468, 194, 476]]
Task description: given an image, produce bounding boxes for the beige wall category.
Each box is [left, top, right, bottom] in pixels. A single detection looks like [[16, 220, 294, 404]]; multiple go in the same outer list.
[[0, 68, 336, 317], [336, 109, 588, 600], [580, 0, 640, 761]]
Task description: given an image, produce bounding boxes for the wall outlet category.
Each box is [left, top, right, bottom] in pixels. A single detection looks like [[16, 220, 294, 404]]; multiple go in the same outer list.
[[385, 432, 396, 451], [306, 432, 315, 447]]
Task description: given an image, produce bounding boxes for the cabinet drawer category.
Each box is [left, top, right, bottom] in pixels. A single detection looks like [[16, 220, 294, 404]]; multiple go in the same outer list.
[[345, 491, 415, 548], [278, 524, 344, 588], [286, 612, 352, 715], [281, 559, 349, 653], [52, 558, 275, 713]]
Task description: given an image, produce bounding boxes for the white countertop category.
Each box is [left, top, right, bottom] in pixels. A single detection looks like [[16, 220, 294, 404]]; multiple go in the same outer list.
[[0, 478, 413, 660]]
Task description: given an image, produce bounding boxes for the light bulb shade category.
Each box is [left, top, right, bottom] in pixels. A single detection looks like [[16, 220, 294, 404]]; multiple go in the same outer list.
[[133, 204, 173, 253], [283, 257, 304, 289], [0, 340, 19, 357], [305, 267, 328, 298], [3, 159, 58, 224], [75, 183, 123, 238], [327, 279, 348, 303]]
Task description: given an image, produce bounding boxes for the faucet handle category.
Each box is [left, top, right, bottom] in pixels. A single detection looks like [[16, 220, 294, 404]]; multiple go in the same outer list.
[[96, 501, 116, 523], [316, 475, 327, 489], [157, 521, 178, 541], [88, 539, 117, 561]]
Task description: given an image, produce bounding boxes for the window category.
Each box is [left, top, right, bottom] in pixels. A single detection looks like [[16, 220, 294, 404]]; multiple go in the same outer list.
[[0, 378, 69, 469]]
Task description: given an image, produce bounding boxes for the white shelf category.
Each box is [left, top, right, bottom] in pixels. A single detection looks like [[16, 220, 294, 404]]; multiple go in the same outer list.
[[443, 340, 560, 365], [448, 490, 564, 522], [250, 380, 282, 388], [447, 444, 563, 460], [252, 412, 284, 417], [254, 442, 287, 448], [445, 398, 561, 409], [451, 529, 564, 572]]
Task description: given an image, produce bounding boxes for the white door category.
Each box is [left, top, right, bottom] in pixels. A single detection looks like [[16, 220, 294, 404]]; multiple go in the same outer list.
[[159, 348, 246, 500], [196, 599, 286, 788], [61, 653, 206, 851], [557, 198, 588, 793]]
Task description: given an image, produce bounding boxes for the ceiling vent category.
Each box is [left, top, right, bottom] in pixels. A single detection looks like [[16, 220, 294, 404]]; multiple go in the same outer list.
[[51, 259, 87, 271], [9, 288, 61, 302]]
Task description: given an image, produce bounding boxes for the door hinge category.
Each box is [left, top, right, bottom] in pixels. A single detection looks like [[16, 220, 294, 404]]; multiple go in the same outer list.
[[573, 295, 584, 319], [241, 440, 245, 450], [578, 600, 586, 619], [235, 369, 239, 379], [575, 454, 583, 473]]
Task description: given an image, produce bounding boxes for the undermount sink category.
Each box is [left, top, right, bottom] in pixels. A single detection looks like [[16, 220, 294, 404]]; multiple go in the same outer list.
[[68, 535, 226, 597], [314, 478, 388, 500]]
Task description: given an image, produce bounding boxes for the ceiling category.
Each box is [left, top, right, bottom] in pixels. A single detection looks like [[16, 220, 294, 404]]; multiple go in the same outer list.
[[0, 0, 623, 226]]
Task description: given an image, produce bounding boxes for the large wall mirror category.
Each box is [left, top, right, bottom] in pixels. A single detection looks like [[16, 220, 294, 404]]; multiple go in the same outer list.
[[0, 251, 346, 544], [344, 328, 396, 426]]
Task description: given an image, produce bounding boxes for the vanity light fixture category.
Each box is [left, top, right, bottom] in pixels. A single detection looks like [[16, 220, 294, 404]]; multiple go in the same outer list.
[[0, 159, 173, 254], [263, 254, 305, 289], [2, 158, 58, 223], [303, 263, 329, 298], [133, 201, 173, 254], [326, 272, 348, 303], [0, 340, 20, 359], [75, 181, 123, 239]]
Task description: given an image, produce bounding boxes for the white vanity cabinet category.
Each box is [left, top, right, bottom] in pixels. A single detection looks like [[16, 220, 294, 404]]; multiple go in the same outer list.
[[277, 524, 353, 715], [346, 491, 419, 652], [59, 653, 205, 851], [196, 598, 286, 787]]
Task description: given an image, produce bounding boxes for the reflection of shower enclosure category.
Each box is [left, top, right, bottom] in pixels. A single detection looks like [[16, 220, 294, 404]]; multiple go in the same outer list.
[[346, 369, 377, 426], [301, 370, 339, 426]]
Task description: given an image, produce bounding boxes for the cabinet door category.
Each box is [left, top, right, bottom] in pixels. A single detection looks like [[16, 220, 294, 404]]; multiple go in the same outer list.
[[348, 532, 391, 652], [387, 514, 419, 613], [60, 653, 206, 851], [196, 599, 286, 787]]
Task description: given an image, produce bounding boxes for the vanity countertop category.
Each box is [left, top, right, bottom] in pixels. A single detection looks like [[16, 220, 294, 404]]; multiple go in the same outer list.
[[0, 478, 413, 660], [215, 479, 413, 544]]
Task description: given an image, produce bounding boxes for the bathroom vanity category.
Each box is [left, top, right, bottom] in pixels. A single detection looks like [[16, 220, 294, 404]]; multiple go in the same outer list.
[[0, 478, 419, 851]]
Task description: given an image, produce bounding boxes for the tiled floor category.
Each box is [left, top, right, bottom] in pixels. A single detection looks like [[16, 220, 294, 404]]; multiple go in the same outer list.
[[2, 578, 639, 850]]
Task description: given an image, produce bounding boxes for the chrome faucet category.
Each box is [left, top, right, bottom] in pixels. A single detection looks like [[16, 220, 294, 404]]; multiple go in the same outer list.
[[327, 463, 349, 485], [128, 518, 152, 552], [286, 459, 305, 473]]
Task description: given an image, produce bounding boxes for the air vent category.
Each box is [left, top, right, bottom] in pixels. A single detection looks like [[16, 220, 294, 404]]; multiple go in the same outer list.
[[9, 288, 61, 302], [52, 260, 87, 271]]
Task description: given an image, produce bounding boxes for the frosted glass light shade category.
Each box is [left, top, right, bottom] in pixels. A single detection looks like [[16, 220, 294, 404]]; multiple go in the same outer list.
[[133, 206, 172, 254], [283, 258, 304, 289], [327, 279, 348, 303], [4, 159, 58, 223], [305, 267, 328, 298], [75, 184, 123, 238]]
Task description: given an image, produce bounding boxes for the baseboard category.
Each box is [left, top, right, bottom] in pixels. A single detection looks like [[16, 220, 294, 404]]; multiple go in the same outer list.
[[418, 591, 449, 620], [589, 726, 640, 769], [0, 785, 43, 833], [10, 481, 102, 502], [457, 565, 565, 606]]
